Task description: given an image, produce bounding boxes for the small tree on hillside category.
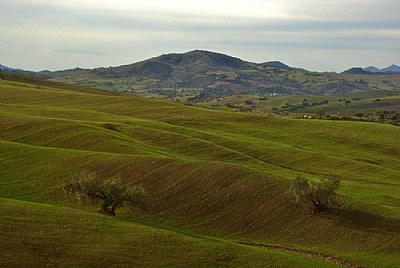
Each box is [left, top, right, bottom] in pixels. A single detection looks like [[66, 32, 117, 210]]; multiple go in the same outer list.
[[64, 172, 145, 216], [315, 109, 325, 119], [290, 175, 340, 213]]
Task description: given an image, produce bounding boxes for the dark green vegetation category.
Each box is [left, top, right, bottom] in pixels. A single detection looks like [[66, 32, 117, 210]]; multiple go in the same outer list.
[[1, 73, 400, 267]]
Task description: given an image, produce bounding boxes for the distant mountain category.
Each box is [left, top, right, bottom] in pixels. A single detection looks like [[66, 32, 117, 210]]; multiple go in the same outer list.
[[381, 64, 400, 73], [0, 64, 32, 75], [0, 64, 14, 71], [363, 66, 380, 73], [362, 64, 400, 74], [342, 67, 372, 75], [107, 50, 253, 79], [261, 61, 290, 68], [37, 50, 388, 96]]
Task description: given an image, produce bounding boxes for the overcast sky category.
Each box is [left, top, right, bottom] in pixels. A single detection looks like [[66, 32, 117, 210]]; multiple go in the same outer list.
[[1, 0, 399, 72]]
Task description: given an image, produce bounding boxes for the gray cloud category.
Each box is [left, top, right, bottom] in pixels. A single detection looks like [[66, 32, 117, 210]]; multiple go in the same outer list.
[[0, 0, 399, 71]]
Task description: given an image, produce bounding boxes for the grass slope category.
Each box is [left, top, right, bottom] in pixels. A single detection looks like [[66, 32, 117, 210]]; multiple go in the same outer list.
[[1, 75, 400, 267], [3, 198, 341, 268]]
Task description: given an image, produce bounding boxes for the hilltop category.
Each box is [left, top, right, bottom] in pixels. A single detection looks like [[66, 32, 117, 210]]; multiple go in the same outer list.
[[342, 67, 372, 75], [35, 50, 399, 97], [261, 61, 291, 68], [2, 51, 398, 102], [363, 64, 400, 74], [3, 53, 400, 122], [0, 64, 15, 71], [343, 65, 400, 75]]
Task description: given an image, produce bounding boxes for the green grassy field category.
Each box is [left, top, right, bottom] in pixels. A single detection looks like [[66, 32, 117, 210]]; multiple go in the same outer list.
[[1, 74, 400, 267], [4, 198, 344, 268]]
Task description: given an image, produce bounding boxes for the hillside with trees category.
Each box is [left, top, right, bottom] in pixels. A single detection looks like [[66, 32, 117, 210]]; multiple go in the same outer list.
[[1, 73, 400, 267], [34, 50, 400, 98]]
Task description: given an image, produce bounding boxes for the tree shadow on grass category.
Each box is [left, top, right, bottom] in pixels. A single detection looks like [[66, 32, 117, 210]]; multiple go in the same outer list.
[[320, 208, 400, 234]]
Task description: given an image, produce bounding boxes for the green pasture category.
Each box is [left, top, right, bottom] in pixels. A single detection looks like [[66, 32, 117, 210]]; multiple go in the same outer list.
[[3, 198, 344, 268], [1, 75, 400, 267]]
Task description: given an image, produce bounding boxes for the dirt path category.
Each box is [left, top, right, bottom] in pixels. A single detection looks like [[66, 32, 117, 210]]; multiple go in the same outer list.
[[238, 242, 363, 268]]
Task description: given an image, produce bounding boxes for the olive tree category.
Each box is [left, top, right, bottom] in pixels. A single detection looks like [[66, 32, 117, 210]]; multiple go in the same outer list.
[[64, 172, 145, 216], [290, 175, 340, 213]]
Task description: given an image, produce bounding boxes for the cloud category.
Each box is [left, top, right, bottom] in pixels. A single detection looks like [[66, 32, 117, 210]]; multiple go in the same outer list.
[[0, 0, 399, 71], [23, 0, 289, 19], [284, 0, 400, 21]]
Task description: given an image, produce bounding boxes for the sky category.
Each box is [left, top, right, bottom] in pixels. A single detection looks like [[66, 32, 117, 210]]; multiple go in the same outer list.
[[1, 0, 399, 72]]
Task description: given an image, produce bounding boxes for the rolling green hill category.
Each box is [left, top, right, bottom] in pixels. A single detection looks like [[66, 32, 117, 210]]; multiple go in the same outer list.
[[1, 73, 400, 267], [4, 198, 342, 268]]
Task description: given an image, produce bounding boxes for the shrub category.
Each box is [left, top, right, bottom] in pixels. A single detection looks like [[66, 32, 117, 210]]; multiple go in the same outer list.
[[102, 123, 119, 131]]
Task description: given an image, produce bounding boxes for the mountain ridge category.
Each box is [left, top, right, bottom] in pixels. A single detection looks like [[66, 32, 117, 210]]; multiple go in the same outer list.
[[5, 50, 398, 97], [36, 50, 379, 96], [3, 51, 399, 75], [0, 64, 14, 71], [362, 64, 400, 74], [261, 61, 291, 69]]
